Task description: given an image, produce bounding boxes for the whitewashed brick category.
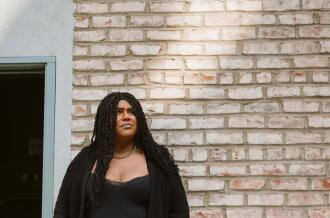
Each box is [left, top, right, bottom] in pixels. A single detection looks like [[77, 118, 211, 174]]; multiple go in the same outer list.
[[150, 2, 185, 12], [111, 2, 146, 12], [283, 100, 319, 112], [72, 119, 94, 132], [210, 149, 227, 161], [281, 41, 319, 54], [146, 58, 183, 69], [130, 15, 164, 27], [207, 103, 241, 114], [263, 0, 300, 11], [73, 60, 106, 71], [267, 87, 300, 97], [289, 163, 325, 175], [72, 104, 88, 116], [230, 178, 265, 190], [148, 72, 163, 83], [204, 43, 237, 55], [239, 72, 253, 84], [111, 88, 146, 99], [93, 16, 126, 28], [248, 148, 264, 160], [110, 59, 143, 71], [267, 148, 283, 160], [147, 30, 181, 41], [228, 87, 263, 99], [259, 27, 295, 39], [90, 74, 125, 86], [243, 42, 278, 54], [227, 1, 262, 11], [257, 57, 290, 68], [303, 86, 330, 96], [169, 104, 203, 115], [110, 30, 143, 42], [228, 115, 264, 128], [286, 131, 322, 144], [75, 16, 89, 28], [299, 26, 330, 38], [185, 58, 218, 70], [268, 116, 305, 128], [192, 149, 208, 161], [206, 132, 244, 144], [187, 194, 204, 207], [130, 44, 161, 56], [189, 117, 224, 129], [244, 102, 280, 113], [72, 133, 86, 145], [279, 13, 313, 25], [308, 115, 330, 127], [164, 72, 183, 84], [219, 72, 234, 84], [302, 0, 324, 9], [227, 208, 262, 218], [179, 165, 207, 176], [173, 149, 189, 161], [247, 132, 283, 144], [91, 45, 126, 56], [73, 45, 88, 56], [73, 74, 88, 86], [312, 72, 329, 82], [141, 102, 164, 115], [222, 28, 256, 40], [205, 13, 240, 26], [168, 132, 204, 145], [74, 30, 106, 42], [183, 29, 220, 41], [150, 87, 185, 99], [231, 148, 245, 160], [76, 3, 108, 13], [167, 43, 203, 55], [167, 15, 202, 26], [210, 164, 247, 176], [241, 14, 276, 25], [256, 72, 272, 83], [294, 56, 328, 68], [220, 57, 253, 69], [250, 163, 286, 175], [189, 88, 225, 99], [189, 0, 225, 12], [188, 179, 224, 191], [248, 194, 284, 206], [209, 194, 244, 206]]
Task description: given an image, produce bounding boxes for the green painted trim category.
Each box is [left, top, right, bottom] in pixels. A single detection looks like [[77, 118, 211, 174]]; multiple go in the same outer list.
[[0, 57, 56, 218], [0, 56, 55, 63]]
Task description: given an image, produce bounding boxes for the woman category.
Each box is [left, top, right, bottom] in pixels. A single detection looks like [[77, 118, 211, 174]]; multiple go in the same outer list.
[[53, 92, 190, 218]]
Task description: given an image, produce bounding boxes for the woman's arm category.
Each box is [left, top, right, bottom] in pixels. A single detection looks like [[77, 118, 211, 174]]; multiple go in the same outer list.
[[169, 168, 190, 218], [53, 162, 74, 218]]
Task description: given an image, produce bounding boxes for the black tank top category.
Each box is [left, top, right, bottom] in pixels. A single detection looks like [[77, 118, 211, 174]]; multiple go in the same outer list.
[[85, 172, 150, 218]]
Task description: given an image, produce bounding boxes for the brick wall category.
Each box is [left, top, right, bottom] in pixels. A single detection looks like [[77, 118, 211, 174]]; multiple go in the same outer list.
[[72, 0, 330, 217]]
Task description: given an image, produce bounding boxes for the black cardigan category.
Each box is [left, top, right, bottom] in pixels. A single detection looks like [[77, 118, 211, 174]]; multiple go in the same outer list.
[[53, 146, 190, 218]]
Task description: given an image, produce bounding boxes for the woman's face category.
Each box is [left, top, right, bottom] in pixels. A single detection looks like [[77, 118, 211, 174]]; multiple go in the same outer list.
[[115, 100, 137, 141]]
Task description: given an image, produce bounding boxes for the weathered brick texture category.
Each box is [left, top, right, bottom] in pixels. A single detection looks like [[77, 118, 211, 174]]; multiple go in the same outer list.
[[73, 0, 330, 217]]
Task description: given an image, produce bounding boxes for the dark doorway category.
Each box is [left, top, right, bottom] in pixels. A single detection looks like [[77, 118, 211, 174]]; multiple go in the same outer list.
[[0, 72, 44, 218]]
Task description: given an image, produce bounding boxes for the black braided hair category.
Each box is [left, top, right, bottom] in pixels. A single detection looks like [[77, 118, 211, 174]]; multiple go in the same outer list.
[[88, 92, 178, 207]]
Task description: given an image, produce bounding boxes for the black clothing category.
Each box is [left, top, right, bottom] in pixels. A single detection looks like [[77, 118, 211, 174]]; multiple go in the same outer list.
[[53, 145, 190, 218], [85, 173, 150, 218]]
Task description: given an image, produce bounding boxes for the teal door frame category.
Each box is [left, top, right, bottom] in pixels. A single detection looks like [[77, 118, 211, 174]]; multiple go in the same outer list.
[[0, 56, 56, 218]]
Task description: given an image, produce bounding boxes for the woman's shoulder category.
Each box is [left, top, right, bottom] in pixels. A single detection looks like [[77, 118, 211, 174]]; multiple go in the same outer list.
[[69, 145, 96, 168]]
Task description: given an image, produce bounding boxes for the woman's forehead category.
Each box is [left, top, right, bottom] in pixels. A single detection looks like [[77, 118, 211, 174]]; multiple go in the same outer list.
[[117, 99, 132, 109]]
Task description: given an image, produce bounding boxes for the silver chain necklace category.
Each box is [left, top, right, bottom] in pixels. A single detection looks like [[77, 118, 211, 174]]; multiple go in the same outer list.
[[113, 143, 137, 159]]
